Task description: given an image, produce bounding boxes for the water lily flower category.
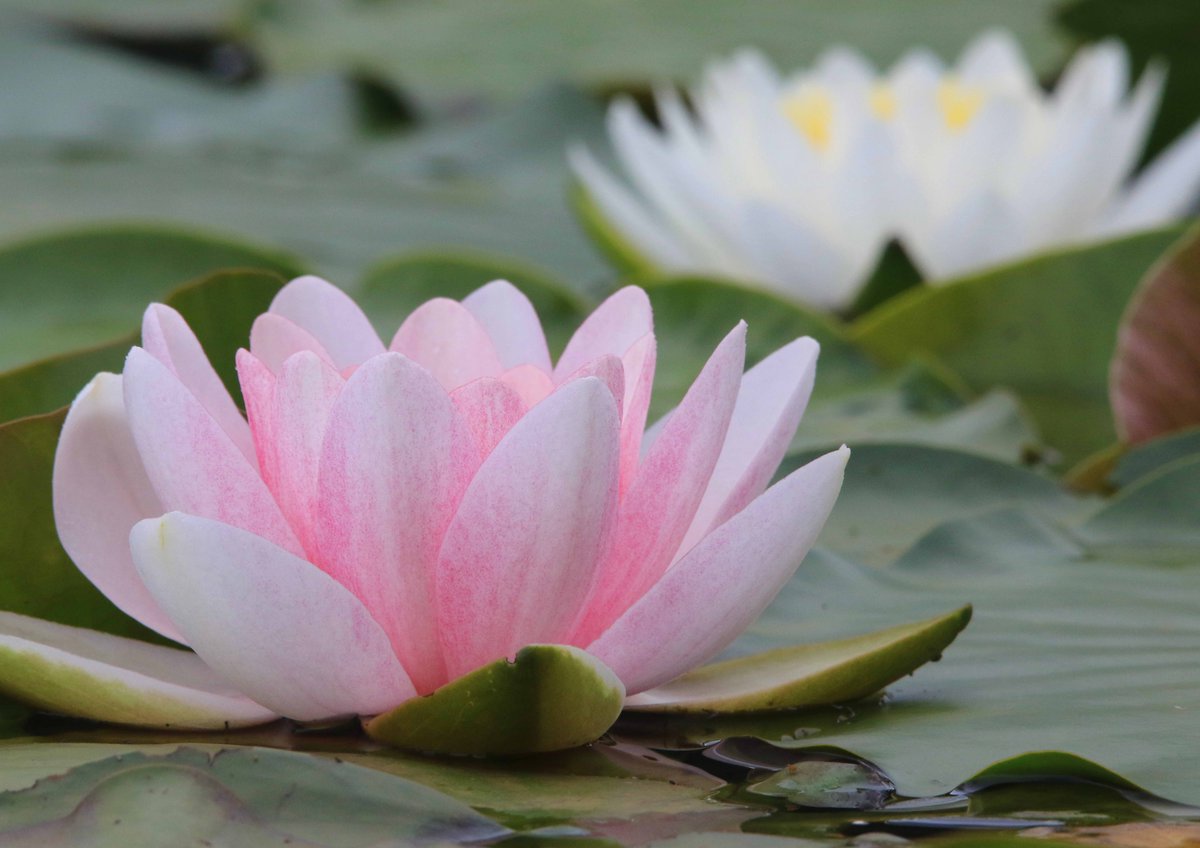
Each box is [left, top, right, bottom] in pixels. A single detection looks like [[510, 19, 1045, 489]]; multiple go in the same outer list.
[[16, 276, 845, 738], [571, 31, 1200, 310]]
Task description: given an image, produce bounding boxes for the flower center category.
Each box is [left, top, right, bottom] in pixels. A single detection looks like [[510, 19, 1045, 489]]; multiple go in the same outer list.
[[936, 77, 984, 132], [869, 84, 897, 120], [782, 87, 834, 151]]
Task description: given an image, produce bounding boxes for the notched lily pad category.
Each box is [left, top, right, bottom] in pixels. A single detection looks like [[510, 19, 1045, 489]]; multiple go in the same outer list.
[[365, 644, 625, 756], [0, 746, 508, 847], [624, 605, 971, 714]]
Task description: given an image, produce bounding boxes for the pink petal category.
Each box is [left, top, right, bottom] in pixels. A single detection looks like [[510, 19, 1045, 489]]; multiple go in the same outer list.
[[238, 350, 345, 556], [437, 378, 621, 680], [559, 354, 625, 416], [501, 364, 555, 408], [141, 304, 255, 464], [573, 323, 746, 644], [269, 276, 385, 370], [588, 447, 849, 694], [122, 347, 302, 557], [554, 287, 653, 380], [450, 378, 528, 463], [616, 333, 657, 494], [390, 299, 504, 391], [52, 374, 183, 643], [132, 513, 415, 720], [315, 353, 473, 694], [249, 313, 335, 373], [462, 280, 553, 372], [676, 337, 819, 560], [0, 611, 275, 729]]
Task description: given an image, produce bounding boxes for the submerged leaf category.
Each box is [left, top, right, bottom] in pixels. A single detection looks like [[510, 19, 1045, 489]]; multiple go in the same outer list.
[[624, 606, 970, 714], [365, 645, 625, 755], [1110, 224, 1200, 444]]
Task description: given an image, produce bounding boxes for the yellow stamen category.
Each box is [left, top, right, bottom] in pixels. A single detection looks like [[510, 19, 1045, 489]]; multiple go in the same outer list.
[[782, 88, 833, 151], [937, 78, 984, 132], [869, 84, 897, 121]]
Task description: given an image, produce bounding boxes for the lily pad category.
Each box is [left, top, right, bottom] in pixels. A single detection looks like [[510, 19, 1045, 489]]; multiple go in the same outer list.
[[850, 228, 1186, 466], [0, 411, 157, 641], [250, 0, 1066, 99], [619, 442, 1200, 805], [1109, 225, 1200, 444], [365, 645, 626, 756], [0, 225, 303, 372], [0, 269, 287, 423], [625, 606, 971, 714], [0, 746, 509, 847]]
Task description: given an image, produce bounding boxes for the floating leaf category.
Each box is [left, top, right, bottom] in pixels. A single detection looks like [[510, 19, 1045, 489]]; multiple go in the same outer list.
[[851, 228, 1185, 466], [0, 225, 303, 372], [618, 443, 1200, 805], [366, 645, 625, 756], [625, 606, 970, 714], [746, 758, 894, 810], [1110, 225, 1200, 444], [0, 746, 508, 847]]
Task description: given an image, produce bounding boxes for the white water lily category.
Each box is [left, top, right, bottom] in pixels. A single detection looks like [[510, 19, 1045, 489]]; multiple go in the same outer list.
[[571, 30, 1200, 311]]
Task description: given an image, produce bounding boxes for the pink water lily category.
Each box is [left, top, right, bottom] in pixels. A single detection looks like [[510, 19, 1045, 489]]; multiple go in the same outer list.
[[22, 277, 845, 731]]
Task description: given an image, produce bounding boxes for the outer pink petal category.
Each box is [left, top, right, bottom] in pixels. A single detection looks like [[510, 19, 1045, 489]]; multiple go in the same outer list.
[[52, 373, 183, 643], [269, 276, 385, 370], [462, 280, 553, 372], [675, 337, 819, 560], [122, 348, 302, 557], [554, 287, 653, 380], [390, 298, 504, 391], [501, 364, 555, 408], [315, 353, 473, 694], [249, 313, 335, 373], [437, 378, 621, 680], [238, 350, 345, 557], [141, 304, 255, 464], [573, 323, 746, 645], [588, 446, 849, 694], [616, 333, 657, 494], [132, 513, 415, 720], [450, 378, 528, 463]]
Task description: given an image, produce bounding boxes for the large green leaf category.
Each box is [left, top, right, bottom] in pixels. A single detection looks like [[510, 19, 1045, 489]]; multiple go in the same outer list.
[[0, 269, 286, 423], [617, 442, 1200, 805], [626, 606, 971, 714], [0, 226, 302, 372], [0, 87, 611, 292], [366, 645, 625, 756], [250, 0, 1066, 98], [1109, 224, 1200, 444], [850, 228, 1186, 467], [0, 411, 157, 641], [0, 746, 508, 846]]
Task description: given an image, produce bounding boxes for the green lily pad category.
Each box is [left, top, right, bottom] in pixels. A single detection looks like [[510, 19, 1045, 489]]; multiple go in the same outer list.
[[850, 228, 1186, 467], [250, 0, 1066, 99], [0, 225, 303, 372], [619, 442, 1200, 805], [745, 759, 894, 810], [1108, 427, 1200, 489], [0, 269, 285, 423], [365, 645, 625, 756], [0, 411, 156, 640], [1109, 225, 1200, 444], [357, 252, 590, 358], [625, 606, 971, 714], [0, 746, 509, 847]]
